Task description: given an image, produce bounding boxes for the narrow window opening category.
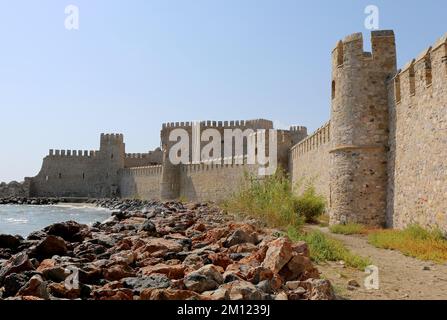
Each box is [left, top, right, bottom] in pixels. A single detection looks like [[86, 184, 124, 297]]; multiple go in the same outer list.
[[331, 80, 336, 100], [58, 173, 62, 179], [394, 75, 401, 103], [409, 65, 416, 95], [425, 56, 432, 87]]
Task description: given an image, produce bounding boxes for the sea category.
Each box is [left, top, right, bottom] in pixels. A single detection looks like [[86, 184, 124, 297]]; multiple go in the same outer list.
[[0, 204, 111, 237]]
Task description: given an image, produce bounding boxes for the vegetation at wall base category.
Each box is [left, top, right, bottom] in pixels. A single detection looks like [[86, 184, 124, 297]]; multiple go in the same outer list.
[[368, 225, 447, 263], [224, 170, 370, 270], [329, 223, 368, 235], [287, 227, 371, 270]]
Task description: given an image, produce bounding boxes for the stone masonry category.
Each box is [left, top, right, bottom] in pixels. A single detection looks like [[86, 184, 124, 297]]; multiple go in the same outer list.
[[7, 30, 446, 232]]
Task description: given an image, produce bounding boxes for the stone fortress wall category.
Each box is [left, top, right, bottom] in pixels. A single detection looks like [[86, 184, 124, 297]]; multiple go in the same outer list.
[[289, 30, 447, 231], [290, 121, 331, 202], [15, 29, 447, 232], [387, 33, 447, 231]]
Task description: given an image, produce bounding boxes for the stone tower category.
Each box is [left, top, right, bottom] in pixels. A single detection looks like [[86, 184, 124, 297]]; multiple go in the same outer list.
[[98, 133, 125, 197], [330, 31, 397, 227]]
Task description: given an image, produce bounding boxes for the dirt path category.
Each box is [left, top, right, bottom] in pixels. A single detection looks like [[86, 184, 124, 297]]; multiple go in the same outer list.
[[309, 226, 447, 300]]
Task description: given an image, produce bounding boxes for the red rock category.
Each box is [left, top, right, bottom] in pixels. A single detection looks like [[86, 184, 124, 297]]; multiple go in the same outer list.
[[103, 264, 136, 281], [140, 289, 201, 300], [208, 252, 233, 270], [261, 237, 293, 274], [219, 280, 265, 300], [37, 259, 57, 272], [295, 279, 335, 300], [48, 282, 81, 299], [141, 264, 185, 280], [16, 275, 49, 300], [134, 238, 183, 260], [0, 252, 34, 284], [292, 241, 310, 257], [281, 254, 318, 281], [30, 235, 68, 260], [93, 288, 134, 300], [228, 243, 258, 254], [247, 266, 273, 284]]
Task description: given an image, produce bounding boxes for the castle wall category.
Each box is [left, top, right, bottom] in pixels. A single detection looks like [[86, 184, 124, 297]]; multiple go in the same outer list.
[[31, 151, 105, 197], [31, 134, 125, 198], [290, 122, 331, 203], [120, 166, 162, 200], [179, 161, 258, 203], [387, 34, 447, 230]]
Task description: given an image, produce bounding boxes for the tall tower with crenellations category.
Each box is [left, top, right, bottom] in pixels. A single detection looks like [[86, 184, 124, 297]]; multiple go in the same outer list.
[[330, 30, 397, 227]]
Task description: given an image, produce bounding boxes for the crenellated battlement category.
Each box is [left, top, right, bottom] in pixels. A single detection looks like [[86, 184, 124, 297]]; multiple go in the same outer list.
[[125, 153, 150, 159], [121, 165, 162, 177], [161, 119, 273, 130], [332, 30, 396, 70], [48, 149, 98, 158], [289, 126, 307, 133], [100, 133, 124, 144], [393, 33, 447, 103], [181, 156, 254, 173], [291, 121, 330, 159]]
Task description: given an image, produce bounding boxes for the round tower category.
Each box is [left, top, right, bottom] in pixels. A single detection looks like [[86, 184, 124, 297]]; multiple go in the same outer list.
[[330, 30, 397, 227]]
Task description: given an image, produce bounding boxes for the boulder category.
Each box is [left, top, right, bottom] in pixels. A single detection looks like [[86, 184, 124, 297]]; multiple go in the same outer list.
[[247, 266, 273, 284], [45, 221, 89, 242], [279, 254, 314, 282], [296, 279, 335, 300], [48, 282, 81, 299], [184, 265, 224, 293], [261, 237, 293, 274], [182, 253, 205, 272], [16, 275, 49, 300], [3, 273, 29, 297], [103, 264, 136, 281], [0, 252, 34, 285], [224, 229, 258, 248], [122, 275, 171, 293], [92, 288, 134, 300], [29, 236, 68, 260], [223, 280, 265, 300], [0, 234, 22, 250], [140, 289, 201, 300], [140, 264, 185, 280], [134, 238, 183, 260], [139, 220, 158, 235]]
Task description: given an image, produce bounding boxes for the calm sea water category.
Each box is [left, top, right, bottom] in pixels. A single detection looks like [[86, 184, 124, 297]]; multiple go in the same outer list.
[[0, 204, 111, 237]]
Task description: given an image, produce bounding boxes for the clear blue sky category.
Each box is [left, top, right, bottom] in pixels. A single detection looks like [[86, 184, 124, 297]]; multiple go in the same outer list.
[[0, 0, 445, 182]]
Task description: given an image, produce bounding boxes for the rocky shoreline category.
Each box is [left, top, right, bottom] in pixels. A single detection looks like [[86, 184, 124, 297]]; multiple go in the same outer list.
[[0, 197, 60, 205], [0, 199, 335, 300]]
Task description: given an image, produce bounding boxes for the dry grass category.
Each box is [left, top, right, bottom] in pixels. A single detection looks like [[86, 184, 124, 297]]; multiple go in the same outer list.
[[368, 225, 447, 263], [330, 223, 369, 235]]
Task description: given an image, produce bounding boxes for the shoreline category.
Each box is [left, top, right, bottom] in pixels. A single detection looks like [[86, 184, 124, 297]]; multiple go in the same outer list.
[[0, 199, 335, 301]]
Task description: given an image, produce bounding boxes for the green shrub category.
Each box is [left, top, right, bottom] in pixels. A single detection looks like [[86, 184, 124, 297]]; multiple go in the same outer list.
[[224, 170, 304, 228], [287, 227, 371, 270], [368, 225, 447, 263], [294, 186, 326, 222]]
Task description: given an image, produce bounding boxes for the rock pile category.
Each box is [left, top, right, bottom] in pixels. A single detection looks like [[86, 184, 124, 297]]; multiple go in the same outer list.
[[0, 201, 335, 300], [0, 181, 29, 199], [0, 197, 59, 205]]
